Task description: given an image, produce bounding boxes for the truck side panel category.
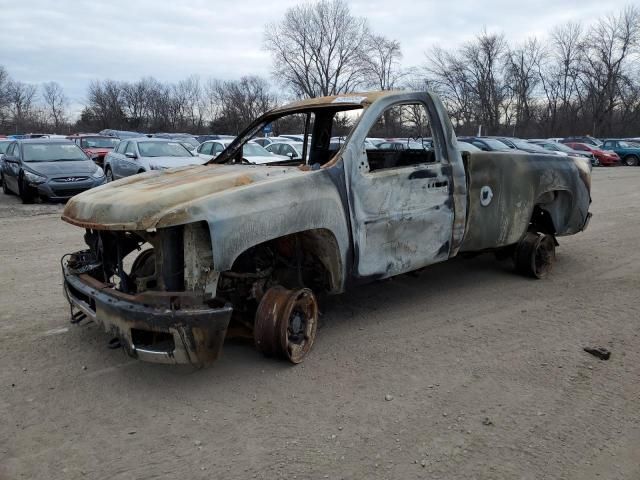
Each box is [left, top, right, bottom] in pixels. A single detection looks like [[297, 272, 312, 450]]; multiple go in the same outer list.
[[459, 152, 591, 252]]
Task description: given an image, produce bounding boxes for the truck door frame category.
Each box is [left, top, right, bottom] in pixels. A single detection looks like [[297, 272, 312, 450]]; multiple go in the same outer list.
[[342, 92, 467, 279]]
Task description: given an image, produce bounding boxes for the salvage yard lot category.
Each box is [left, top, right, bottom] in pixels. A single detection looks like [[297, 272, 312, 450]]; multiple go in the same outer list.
[[1, 167, 639, 479]]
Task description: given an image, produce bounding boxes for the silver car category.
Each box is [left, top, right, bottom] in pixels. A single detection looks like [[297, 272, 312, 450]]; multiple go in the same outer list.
[[104, 138, 203, 181]]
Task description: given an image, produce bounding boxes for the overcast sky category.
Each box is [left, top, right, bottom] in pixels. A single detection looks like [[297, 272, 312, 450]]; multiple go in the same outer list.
[[0, 0, 631, 112]]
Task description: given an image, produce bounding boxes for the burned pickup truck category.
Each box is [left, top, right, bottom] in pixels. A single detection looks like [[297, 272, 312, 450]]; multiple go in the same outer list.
[[61, 91, 592, 367]]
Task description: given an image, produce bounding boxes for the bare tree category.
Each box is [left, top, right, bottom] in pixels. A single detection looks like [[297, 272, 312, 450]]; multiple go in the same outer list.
[[362, 34, 404, 90], [579, 5, 640, 135], [264, 0, 370, 97], [211, 76, 278, 133], [41, 81, 67, 131], [7, 80, 37, 133], [505, 38, 545, 135]]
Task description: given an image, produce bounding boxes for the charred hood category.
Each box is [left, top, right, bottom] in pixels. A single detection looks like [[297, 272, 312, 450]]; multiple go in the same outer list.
[[61, 164, 309, 231]]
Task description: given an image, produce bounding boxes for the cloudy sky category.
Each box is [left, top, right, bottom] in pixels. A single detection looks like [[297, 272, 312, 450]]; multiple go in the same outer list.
[[0, 0, 630, 112]]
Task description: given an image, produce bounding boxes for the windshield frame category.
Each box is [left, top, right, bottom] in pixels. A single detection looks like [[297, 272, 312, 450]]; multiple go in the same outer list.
[[209, 104, 364, 166]]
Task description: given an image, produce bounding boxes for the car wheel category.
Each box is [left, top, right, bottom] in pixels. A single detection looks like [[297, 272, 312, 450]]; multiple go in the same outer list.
[[623, 155, 639, 167], [514, 232, 556, 279], [105, 167, 114, 182], [2, 174, 12, 195], [18, 175, 35, 204]]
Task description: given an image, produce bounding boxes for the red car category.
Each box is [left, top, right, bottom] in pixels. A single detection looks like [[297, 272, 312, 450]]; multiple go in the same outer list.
[[67, 134, 120, 167], [565, 142, 620, 166]]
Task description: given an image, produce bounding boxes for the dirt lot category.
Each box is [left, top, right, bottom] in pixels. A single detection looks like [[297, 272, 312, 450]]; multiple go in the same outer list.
[[1, 167, 639, 480]]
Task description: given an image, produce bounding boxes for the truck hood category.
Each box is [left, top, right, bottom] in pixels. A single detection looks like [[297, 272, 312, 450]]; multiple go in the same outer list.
[[61, 163, 308, 231]]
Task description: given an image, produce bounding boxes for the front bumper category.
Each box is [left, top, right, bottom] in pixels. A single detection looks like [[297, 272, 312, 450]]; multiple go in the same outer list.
[[63, 266, 233, 366], [35, 177, 106, 200]]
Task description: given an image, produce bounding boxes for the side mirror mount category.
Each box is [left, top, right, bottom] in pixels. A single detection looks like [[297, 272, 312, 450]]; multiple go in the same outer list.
[[125, 152, 137, 159], [287, 152, 295, 159]]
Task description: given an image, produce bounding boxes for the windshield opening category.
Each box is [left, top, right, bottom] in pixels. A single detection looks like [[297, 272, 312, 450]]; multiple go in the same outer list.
[[0, 142, 11, 154], [23, 143, 88, 162], [138, 142, 192, 158], [213, 104, 364, 167]]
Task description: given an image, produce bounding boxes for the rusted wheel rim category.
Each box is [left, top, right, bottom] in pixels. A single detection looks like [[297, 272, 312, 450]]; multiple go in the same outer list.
[[278, 288, 318, 364], [254, 286, 290, 356], [533, 234, 555, 278]]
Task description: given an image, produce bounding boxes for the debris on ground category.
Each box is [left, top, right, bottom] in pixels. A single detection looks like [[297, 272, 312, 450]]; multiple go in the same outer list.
[[583, 346, 611, 360], [385, 394, 394, 402], [482, 417, 493, 426]]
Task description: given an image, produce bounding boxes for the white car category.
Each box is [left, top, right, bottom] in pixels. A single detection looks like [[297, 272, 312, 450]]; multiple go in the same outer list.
[[265, 141, 309, 161], [197, 139, 289, 164]]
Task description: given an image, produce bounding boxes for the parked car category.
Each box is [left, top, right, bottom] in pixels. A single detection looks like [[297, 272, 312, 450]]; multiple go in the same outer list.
[[265, 141, 309, 161], [489, 137, 561, 155], [252, 136, 290, 147], [195, 134, 235, 143], [153, 133, 200, 151], [564, 142, 620, 166], [67, 134, 120, 167], [197, 139, 288, 164], [1, 139, 106, 203], [104, 138, 202, 182], [99, 129, 144, 139], [457, 141, 482, 152], [376, 140, 429, 151], [561, 136, 602, 147], [457, 137, 512, 152], [528, 140, 595, 163], [60, 90, 591, 367], [600, 139, 640, 166]]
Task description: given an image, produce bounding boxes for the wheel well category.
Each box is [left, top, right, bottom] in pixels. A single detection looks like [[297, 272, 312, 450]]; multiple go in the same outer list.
[[531, 190, 573, 235]]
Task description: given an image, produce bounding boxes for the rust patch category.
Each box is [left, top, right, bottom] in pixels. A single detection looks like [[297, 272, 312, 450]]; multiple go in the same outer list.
[[234, 174, 254, 187]]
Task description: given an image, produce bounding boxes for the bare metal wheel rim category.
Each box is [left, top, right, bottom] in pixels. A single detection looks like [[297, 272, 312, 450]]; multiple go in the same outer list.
[[278, 288, 318, 364], [254, 286, 318, 364], [254, 286, 291, 357], [533, 234, 556, 278]]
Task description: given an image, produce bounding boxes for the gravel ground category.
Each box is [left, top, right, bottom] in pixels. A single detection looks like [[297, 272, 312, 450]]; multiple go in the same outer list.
[[1, 167, 639, 480]]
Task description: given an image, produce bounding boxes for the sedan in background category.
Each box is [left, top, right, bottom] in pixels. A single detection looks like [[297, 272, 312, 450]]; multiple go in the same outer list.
[[198, 139, 288, 164], [104, 138, 203, 181], [528, 139, 595, 163], [489, 137, 561, 155], [561, 136, 603, 147], [67, 134, 120, 167], [564, 142, 620, 166], [265, 141, 309, 161], [153, 133, 200, 152], [457, 137, 512, 152], [1, 139, 106, 203], [600, 139, 640, 166]]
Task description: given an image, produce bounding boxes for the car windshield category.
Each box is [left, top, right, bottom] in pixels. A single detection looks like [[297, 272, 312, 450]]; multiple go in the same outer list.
[[138, 142, 192, 157], [549, 143, 575, 153], [0, 141, 11, 154], [180, 137, 199, 147], [23, 143, 88, 162], [458, 141, 481, 152], [243, 143, 272, 156], [83, 137, 119, 148], [484, 139, 511, 150]]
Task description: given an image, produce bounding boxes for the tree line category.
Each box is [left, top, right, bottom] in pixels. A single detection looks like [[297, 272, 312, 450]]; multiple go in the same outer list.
[[0, 1, 638, 138]]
